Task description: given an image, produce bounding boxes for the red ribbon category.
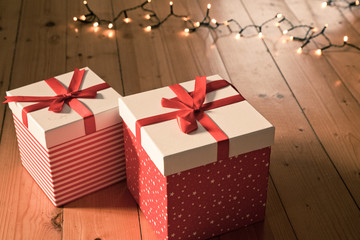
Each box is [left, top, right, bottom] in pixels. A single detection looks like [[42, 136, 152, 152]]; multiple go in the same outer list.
[[4, 68, 110, 135], [135, 76, 245, 161]]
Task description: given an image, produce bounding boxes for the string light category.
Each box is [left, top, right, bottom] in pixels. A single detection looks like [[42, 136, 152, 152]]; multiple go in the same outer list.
[[145, 26, 152, 32], [72, 2, 360, 54], [321, 0, 360, 8]]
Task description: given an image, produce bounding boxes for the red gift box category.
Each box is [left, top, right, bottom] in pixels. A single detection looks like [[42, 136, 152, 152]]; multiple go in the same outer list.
[[119, 75, 275, 239], [5, 68, 126, 206]]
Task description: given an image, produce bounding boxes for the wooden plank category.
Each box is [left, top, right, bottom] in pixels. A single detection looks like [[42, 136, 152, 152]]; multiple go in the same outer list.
[[0, 0, 67, 237], [198, 0, 360, 238], [65, 0, 124, 95], [0, 0, 22, 134], [283, 0, 360, 103], [63, 182, 141, 240], [0, 111, 62, 240], [242, 0, 360, 207], [62, 1, 140, 239]]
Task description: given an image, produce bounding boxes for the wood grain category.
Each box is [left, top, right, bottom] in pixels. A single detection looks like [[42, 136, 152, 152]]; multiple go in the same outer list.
[[0, 0, 67, 237], [62, 1, 139, 239], [0, 0, 22, 134], [199, 0, 360, 238]]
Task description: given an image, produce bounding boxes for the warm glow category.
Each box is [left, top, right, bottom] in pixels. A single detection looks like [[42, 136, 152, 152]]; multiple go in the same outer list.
[[123, 17, 131, 23], [148, 0, 151, 2], [207, 3, 211, 9], [211, 18, 217, 24], [356, 0, 359, 5], [235, 33, 241, 39], [343, 36, 348, 42], [321, 1, 327, 8], [276, 13, 283, 18], [73, 17, 78, 22], [275, 22, 280, 27], [224, 21, 229, 26], [108, 31, 114, 38], [74, 28, 79, 33], [289, 36, 294, 41], [108, 23, 113, 29], [194, 22, 200, 27], [258, 32, 263, 39], [80, 15, 86, 21], [93, 22, 99, 27], [297, 47, 303, 54], [324, 24, 328, 28], [312, 27, 318, 32], [145, 14, 151, 20], [182, 17, 189, 21], [184, 28, 189, 33], [83, 0, 87, 5], [315, 49, 322, 56], [283, 29, 288, 35], [145, 26, 152, 32], [169, 1, 173, 5]]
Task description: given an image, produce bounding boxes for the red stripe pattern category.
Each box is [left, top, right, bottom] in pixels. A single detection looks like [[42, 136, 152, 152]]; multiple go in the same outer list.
[[13, 115, 126, 206]]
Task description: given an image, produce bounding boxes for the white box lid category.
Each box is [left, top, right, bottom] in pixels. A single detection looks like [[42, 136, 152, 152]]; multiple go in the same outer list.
[[7, 67, 122, 149], [118, 75, 274, 176]]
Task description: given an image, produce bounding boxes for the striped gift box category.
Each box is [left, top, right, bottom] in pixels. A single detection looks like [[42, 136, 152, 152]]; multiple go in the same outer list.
[[6, 68, 126, 206]]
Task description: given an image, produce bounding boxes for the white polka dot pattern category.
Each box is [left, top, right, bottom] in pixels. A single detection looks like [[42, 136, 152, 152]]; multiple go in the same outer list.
[[124, 124, 271, 240]]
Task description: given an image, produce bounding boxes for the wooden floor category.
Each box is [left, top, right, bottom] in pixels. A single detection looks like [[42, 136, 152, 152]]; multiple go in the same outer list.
[[1, 0, 360, 239]]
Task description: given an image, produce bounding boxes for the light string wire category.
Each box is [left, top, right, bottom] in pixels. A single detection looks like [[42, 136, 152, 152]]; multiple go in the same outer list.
[[73, 0, 360, 55]]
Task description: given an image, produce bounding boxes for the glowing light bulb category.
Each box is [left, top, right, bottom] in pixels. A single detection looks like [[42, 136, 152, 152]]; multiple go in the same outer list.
[[74, 28, 79, 33], [169, 1, 173, 5], [184, 28, 189, 33], [324, 24, 328, 28], [224, 21, 229, 26], [297, 47, 303, 54], [275, 22, 280, 27], [83, 0, 87, 5], [235, 33, 241, 39], [182, 17, 189, 21], [145, 26, 152, 32], [145, 14, 151, 20], [312, 27, 318, 32], [93, 22, 99, 27], [343, 35, 348, 42], [276, 13, 283, 18], [283, 29, 288, 35], [148, 0, 151, 2], [356, 0, 359, 5], [80, 15, 86, 21], [211, 18, 217, 24], [289, 36, 294, 41], [194, 22, 200, 27], [258, 32, 263, 38], [315, 49, 322, 55], [207, 3, 211, 9], [321, 1, 327, 8], [73, 17, 78, 22], [123, 17, 131, 23], [108, 23, 113, 29]]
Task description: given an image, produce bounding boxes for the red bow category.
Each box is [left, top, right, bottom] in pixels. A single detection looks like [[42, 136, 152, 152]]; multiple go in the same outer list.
[[4, 68, 110, 135], [161, 76, 207, 134], [135, 76, 245, 161]]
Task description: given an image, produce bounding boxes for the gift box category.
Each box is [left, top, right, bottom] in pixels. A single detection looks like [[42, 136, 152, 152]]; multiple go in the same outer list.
[[5, 67, 125, 206], [118, 75, 275, 239]]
